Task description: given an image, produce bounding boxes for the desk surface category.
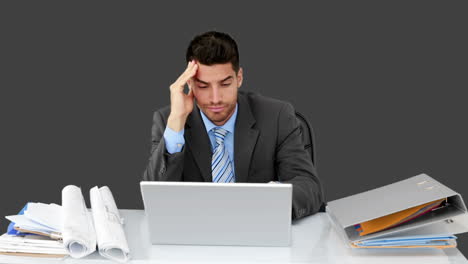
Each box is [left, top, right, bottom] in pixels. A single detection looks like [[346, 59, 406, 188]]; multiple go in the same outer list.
[[1, 209, 467, 264]]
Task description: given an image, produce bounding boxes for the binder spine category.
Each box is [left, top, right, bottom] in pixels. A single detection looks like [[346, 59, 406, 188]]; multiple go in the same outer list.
[[326, 206, 353, 248]]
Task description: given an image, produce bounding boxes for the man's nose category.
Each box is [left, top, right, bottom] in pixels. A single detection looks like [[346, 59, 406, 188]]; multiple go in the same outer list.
[[211, 87, 221, 103]]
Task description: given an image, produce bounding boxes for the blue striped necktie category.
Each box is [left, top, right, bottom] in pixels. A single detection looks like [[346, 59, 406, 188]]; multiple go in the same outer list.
[[211, 127, 234, 183]]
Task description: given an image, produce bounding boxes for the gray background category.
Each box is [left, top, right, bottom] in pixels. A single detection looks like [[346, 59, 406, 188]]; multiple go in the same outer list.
[[1, 0, 467, 255]]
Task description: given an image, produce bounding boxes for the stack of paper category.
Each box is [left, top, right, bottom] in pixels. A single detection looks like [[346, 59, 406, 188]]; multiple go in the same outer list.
[[2, 185, 131, 262], [352, 234, 457, 248], [350, 198, 455, 248], [0, 234, 67, 258], [355, 199, 446, 236], [6, 203, 62, 239], [0, 203, 67, 258]]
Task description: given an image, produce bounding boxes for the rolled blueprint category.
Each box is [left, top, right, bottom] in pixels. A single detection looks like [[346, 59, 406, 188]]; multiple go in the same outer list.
[[62, 185, 97, 258], [90, 186, 130, 263]]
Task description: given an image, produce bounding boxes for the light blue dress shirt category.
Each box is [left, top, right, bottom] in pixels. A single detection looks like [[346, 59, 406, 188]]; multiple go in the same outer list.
[[163, 104, 238, 179]]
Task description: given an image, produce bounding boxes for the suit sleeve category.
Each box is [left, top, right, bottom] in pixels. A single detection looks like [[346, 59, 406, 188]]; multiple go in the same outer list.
[[142, 110, 185, 181], [275, 103, 324, 220]]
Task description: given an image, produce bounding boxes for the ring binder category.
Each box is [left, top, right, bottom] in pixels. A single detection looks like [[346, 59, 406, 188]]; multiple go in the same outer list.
[[327, 173, 468, 248]]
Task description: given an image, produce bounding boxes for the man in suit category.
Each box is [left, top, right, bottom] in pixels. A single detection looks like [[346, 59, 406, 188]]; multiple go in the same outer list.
[[143, 31, 324, 219]]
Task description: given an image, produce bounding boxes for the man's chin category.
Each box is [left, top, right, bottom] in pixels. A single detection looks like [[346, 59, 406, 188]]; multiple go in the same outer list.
[[206, 112, 229, 124], [200, 104, 236, 125]]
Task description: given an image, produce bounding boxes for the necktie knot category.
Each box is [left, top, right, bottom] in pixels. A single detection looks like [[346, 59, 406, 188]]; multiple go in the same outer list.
[[213, 127, 229, 146]]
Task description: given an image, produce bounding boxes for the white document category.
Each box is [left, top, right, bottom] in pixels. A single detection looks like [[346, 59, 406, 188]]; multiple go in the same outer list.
[[24, 202, 62, 231], [0, 234, 68, 255], [5, 215, 57, 234], [90, 186, 130, 263], [5, 203, 62, 236], [62, 185, 97, 258]]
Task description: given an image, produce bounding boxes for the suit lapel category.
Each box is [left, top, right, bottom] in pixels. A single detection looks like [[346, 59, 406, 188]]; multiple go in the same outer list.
[[185, 106, 213, 182], [234, 93, 259, 183]]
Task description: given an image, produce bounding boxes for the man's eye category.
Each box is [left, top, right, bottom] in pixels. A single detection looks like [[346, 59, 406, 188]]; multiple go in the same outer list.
[[198, 86, 208, 88], [222, 83, 231, 87]]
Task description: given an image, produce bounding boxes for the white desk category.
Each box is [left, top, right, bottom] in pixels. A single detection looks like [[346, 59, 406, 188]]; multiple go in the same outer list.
[[1, 209, 467, 264]]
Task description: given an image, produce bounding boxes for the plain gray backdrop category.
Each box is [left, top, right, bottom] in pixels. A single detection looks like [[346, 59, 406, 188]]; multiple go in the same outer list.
[[1, 0, 467, 255]]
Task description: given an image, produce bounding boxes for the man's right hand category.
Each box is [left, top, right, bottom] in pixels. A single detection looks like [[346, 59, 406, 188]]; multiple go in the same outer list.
[[167, 60, 198, 132]]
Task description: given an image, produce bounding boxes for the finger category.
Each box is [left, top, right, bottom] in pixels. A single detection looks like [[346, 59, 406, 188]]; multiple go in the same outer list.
[[174, 74, 196, 92], [187, 86, 193, 97], [175, 61, 198, 86], [188, 87, 195, 101], [185, 77, 194, 94], [175, 61, 194, 80], [184, 64, 198, 84], [183, 61, 198, 80], [186, 78, 192, 89], [189, 62, 198, 77], [186, 60, 194, 71]]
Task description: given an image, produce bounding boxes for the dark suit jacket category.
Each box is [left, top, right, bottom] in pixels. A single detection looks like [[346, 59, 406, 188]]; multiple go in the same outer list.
[[143, 91, 324, 219]]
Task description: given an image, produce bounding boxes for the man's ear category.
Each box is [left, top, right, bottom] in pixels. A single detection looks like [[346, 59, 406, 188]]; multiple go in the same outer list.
[[237, 67, 243, 88]]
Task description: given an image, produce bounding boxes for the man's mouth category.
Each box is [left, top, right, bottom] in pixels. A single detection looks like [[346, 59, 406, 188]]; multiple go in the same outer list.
[[207, 106, 225, 113]]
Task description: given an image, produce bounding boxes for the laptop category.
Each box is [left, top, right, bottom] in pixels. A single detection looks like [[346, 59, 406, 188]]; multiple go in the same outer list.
[[140, 181, 292, 246]]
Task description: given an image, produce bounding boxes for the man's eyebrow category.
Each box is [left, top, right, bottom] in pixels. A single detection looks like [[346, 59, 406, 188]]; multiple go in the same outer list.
[[220, 76, 233, 82], [194, 78, 209, 85], [194, 76, 233, 85]]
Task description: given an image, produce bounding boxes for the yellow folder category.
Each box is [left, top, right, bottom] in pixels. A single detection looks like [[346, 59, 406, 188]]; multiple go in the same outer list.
[[358, 198, 445, 236]]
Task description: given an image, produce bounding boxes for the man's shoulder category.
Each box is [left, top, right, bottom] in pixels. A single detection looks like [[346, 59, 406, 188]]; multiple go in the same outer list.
[[153, 105, 171, 120], [239, 91, 298, 137], [240, 90, 293, 114]]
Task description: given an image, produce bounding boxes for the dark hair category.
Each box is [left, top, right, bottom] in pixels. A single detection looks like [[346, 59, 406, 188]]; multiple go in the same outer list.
[[186, 31, 240, 73]]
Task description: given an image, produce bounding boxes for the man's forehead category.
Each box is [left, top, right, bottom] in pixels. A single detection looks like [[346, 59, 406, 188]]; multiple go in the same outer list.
[[194, 76, 233, 84], [194, 63, 236, 83]]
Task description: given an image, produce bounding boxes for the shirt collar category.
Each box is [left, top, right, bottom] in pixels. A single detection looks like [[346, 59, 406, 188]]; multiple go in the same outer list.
[[199, 103, 238, 134]]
